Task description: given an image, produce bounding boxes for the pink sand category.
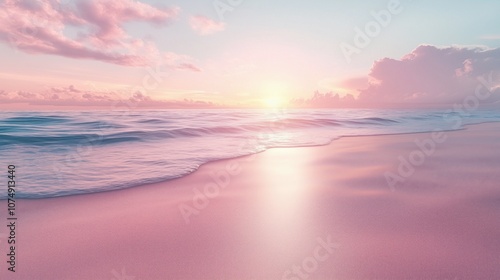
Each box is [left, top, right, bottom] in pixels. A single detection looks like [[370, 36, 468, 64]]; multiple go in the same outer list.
[[1, 123, 500, 279]]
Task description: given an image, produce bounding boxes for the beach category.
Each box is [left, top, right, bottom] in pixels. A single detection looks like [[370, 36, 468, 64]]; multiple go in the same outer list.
[[1, 122, 500, 280]]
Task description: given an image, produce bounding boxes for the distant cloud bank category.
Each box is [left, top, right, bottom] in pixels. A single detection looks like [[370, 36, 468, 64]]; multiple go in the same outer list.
[[0, 85, 219, 109], [1, 44, 499, 109], [295, 45, 500, 108], [359, 45, 500, 105]]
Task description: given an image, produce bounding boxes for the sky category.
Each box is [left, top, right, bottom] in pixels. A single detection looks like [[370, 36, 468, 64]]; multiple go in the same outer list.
[[0, 0, 499, 109]]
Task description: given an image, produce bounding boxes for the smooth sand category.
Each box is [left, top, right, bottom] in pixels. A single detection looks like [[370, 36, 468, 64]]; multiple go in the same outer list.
[[1, 123, 500, 279]]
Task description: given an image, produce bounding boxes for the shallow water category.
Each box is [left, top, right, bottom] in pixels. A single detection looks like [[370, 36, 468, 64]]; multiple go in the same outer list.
[[1, 108, 499, 198]]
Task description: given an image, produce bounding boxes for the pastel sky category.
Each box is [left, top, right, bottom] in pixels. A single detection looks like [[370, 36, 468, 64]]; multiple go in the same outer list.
[[1, 0, 500, 109]]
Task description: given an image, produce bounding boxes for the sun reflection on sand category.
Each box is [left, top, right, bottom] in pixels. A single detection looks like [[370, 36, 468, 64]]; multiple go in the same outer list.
[[251, 148, 321, 260]]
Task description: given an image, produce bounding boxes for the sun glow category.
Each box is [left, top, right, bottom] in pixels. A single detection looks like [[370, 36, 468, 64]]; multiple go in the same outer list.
[[261, 81, 289, 108], [264, 96, 285, 108]]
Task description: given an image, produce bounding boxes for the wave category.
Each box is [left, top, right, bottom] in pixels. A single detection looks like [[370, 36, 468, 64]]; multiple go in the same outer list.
[[0, 116, 397, 147], [0, 113, 425, 147], [2, 115, 71, 124], [2, 109, 498, 199]]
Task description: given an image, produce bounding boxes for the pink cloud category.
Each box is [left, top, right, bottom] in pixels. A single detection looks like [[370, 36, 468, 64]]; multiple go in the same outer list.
[[356, 45, 500, 106], [0, 0, 185, 67], [17, 91, 37, 99], [77, 0, 179, 43], [175, 63, 202, 72], [338, 76, 369, 90], [293, 45, 500, 108], [0, 85, 219, 109], [189, 15, 225, 35], [290, 91, 357, 108]]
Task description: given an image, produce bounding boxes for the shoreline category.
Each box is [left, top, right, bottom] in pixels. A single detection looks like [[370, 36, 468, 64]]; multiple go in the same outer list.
[[1, 122, 500, 279], [9, 120, 500, 201]]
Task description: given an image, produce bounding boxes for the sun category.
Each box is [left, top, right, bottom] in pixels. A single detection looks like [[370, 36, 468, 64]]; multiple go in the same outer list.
[[260, 81, 289, 108], [264, 96, 285, 108]]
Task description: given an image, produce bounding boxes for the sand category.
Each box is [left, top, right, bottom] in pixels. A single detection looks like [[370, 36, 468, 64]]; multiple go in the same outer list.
[[1, 123, 500, 279]]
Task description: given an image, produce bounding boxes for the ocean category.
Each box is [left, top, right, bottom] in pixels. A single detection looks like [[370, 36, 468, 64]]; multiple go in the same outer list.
[[1, 108, 499, 199]]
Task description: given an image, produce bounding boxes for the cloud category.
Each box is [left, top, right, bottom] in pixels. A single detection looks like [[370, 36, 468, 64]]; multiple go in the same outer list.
[[77, 0, 178, 42], [0, 85, 219, 109], [175, 63, 202, 72], [0, 0, 184, 67], [189, 15, 225, 35], [162, 52, 203, 72], [17, 91, 37, 99], [297, 45, 500, 108], [338, 76, 369, 90], [356, 45, 500, 106], [290, 91, 357, 108]]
